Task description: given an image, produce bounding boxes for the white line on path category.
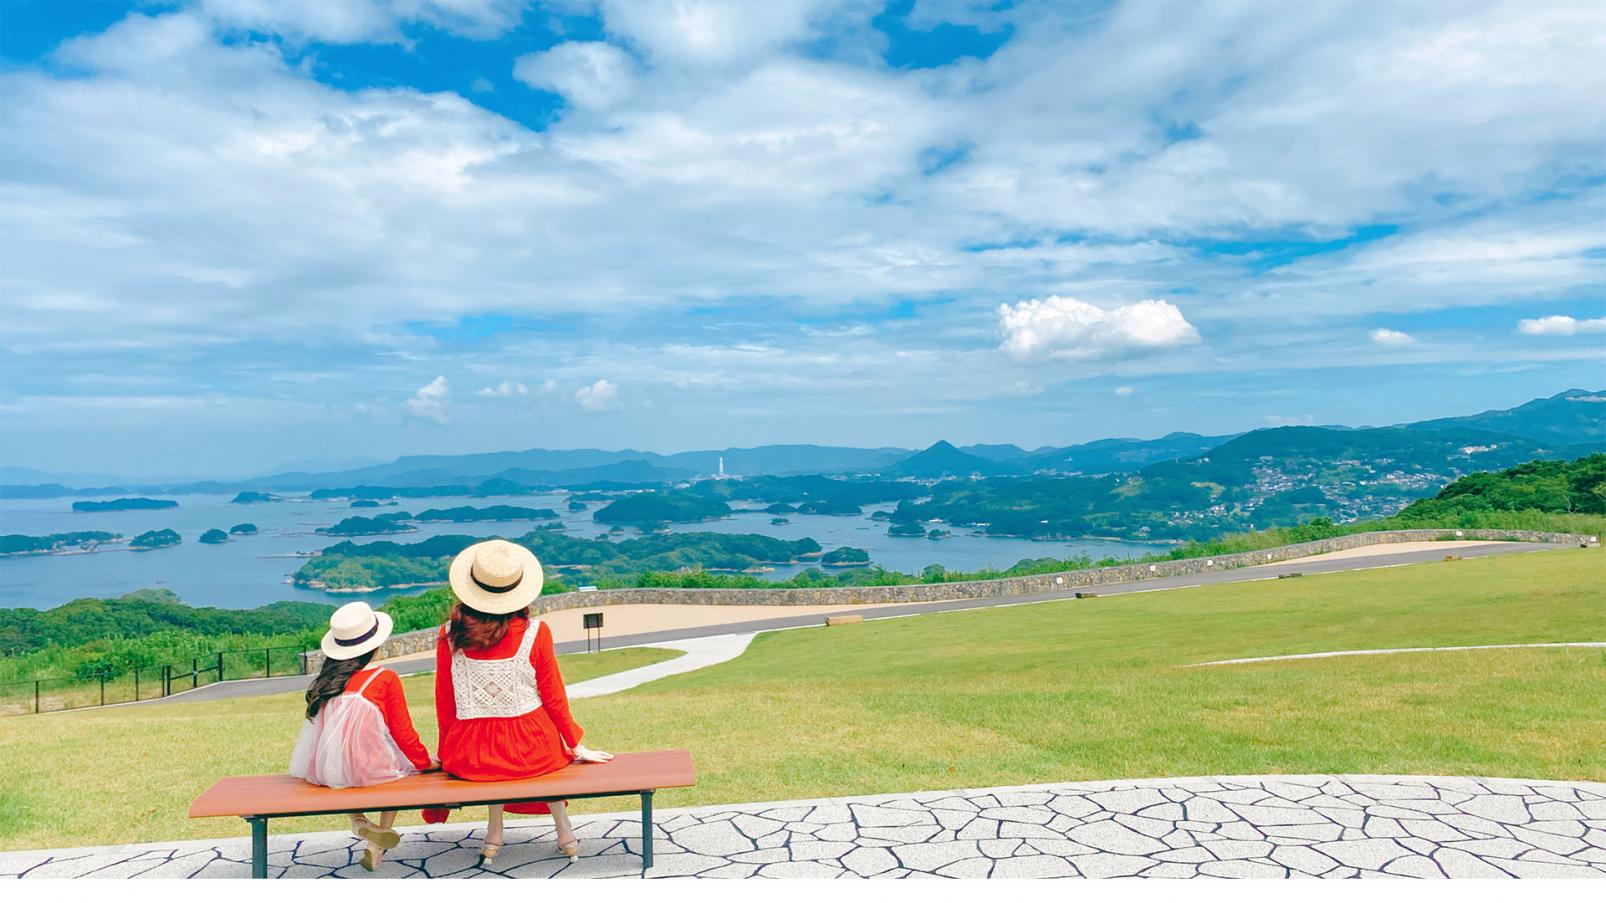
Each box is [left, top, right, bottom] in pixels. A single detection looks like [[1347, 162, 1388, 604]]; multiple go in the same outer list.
[[1187, 641, 1606, 667], [566, 633, 756, 699]]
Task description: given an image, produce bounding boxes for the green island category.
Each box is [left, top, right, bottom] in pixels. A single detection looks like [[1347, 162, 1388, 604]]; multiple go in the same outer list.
[[228, 491, 278, 504], [592, 491, 732, 524], [692, 474, 924, 508], [316, 514, 415, 536], [412, 505, 560, 523], [887, 522, 927, 537], [308, 478, 543, 501], [198, 529, 229, 544], [129, 529, 180, 550], [821, 546, 870, 566], [293, 530, 825, 591], [228, 523, 257, 535], [0, 532, 121, 557], [71, 497, 178, 513]]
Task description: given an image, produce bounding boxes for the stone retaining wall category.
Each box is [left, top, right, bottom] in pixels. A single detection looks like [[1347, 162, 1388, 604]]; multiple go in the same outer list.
[[306, 528, 1596, 670]]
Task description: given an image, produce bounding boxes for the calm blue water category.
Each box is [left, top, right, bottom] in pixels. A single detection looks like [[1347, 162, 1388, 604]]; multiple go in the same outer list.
[[0, 494, 1172, 610]]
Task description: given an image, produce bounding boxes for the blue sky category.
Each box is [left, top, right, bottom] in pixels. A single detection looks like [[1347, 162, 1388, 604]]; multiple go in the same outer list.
[[1, 0, 1603, 478]]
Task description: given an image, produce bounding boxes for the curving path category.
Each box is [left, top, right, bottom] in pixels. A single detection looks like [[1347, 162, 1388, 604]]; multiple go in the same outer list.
[[4, 775, 1603, 879], [149, 539, 1572, 705], [1189, 642, 1606, 667]]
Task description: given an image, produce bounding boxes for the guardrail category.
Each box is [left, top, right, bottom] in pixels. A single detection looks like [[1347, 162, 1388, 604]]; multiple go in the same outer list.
[[1, 645, 311, 716]]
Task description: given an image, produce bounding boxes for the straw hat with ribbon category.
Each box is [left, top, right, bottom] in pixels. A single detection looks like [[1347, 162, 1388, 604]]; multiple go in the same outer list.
[[448, 539, 544, 615], [319, 601, 394, 660]]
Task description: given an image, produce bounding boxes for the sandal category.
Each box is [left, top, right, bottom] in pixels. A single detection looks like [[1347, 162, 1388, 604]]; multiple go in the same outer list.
[[360, 845, 383, 872], [558, 836, 580, 862], [477, 841, 502, 868], [350, 815, 400, 850]]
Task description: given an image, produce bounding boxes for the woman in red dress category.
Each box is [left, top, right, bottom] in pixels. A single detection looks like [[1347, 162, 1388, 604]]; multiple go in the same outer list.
[[423, 540, 613, 866]]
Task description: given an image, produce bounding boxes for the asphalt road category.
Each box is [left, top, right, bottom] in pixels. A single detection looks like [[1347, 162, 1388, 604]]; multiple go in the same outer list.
[[150, 540, 1576, 705]]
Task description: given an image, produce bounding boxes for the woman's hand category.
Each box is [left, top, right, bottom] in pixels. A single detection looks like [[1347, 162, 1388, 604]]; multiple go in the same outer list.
[[572, 744, 614, 764]]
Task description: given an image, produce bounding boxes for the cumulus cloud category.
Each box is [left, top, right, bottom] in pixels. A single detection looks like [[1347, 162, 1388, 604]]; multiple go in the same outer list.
[[1369, 328, 1415, 346], [598, 0, 834, 67], [575, 378, 620, 412], [403, 375, 449, 422], [997, 297, 1200, 361], [513, 41, 636, 108], [199, 0, 525, 43], [1517, 315, 1606, 336], [474, 381, 527, 397]]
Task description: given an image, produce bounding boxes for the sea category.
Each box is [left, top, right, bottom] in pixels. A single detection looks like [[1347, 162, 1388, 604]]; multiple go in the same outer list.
[[0, 492, 1174, 611]]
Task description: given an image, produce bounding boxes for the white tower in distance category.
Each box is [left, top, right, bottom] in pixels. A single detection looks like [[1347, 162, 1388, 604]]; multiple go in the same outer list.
[[718, 456, 726, 478]]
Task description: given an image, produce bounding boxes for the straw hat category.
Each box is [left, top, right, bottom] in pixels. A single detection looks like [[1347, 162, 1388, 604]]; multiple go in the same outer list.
[[448, 539, 544, 615], [320, 601, 394, 660]]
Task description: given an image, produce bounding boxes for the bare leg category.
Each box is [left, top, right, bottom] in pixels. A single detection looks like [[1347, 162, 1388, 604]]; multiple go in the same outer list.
[[550, 802, 576, 845], [486, 805, 505, 846], [551, 802, 580, 859], [378, 811, 397, 830]]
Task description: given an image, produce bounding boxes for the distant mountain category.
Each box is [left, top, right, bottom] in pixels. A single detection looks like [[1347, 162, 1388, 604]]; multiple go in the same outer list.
[[1022, 432, 1237, 475], [1401, 388, 1606, 447], [878, 441, 1023, 478], [660, 445, 910, 476], [958, 443, 1030, 462], [495, 459, 694, 486]]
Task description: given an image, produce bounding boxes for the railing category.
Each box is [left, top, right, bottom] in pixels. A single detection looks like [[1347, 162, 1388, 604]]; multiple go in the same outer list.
[[0, 644, 312, 716]]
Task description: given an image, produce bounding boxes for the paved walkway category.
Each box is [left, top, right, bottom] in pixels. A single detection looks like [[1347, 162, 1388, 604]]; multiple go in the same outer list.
[[6, 775, 1602, 879], [568, 634, 753, 699], [152, 540, 1570, 704]]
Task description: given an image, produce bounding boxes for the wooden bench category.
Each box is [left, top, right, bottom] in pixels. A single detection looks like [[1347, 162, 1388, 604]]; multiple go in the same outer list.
[[189, 749, 695, 878]]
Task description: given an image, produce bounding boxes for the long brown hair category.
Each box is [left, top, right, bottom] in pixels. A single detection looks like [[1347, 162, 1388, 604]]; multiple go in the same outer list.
[[305, 650, 374, 720], [448, 602, 529, 652]]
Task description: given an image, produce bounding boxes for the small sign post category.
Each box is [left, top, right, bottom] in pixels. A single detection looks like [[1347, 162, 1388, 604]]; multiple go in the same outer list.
[[583, 611, 604, 653]]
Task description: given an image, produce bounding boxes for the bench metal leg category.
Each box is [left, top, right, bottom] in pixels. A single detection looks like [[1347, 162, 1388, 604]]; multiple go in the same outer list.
[[248, 817, 268, 879], [640, 791, 654, 870]]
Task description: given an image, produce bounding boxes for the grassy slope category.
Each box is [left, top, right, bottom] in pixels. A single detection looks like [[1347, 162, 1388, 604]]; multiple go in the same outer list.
[[2, 548, 1602, 851], [0, 646, 681, 850]]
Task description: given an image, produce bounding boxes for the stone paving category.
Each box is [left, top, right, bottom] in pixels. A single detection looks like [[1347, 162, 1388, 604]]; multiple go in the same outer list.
[[4, 775, 1604, 879]]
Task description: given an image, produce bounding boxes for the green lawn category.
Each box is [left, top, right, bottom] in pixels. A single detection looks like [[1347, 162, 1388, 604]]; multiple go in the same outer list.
[[2, 548, 1602, 852]]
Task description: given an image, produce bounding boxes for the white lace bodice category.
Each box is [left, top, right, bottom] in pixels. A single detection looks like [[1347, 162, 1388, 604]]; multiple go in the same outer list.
[[451, 620, 543, 719]]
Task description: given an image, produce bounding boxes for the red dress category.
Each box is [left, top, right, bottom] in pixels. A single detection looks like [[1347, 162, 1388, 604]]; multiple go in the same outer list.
[[428, 617, 582, 818], [347, 667, 433, 773]]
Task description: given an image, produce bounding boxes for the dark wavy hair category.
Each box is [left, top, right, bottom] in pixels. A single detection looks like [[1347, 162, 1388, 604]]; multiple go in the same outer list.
[[448, 602, 529, 652], [305, 650, 375, 720]]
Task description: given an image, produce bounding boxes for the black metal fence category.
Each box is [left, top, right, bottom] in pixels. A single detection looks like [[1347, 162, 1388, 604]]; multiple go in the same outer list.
[[0, 645, 311, 716]]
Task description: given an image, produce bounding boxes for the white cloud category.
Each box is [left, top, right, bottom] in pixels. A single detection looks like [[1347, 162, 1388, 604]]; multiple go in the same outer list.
[[474, 381, 527, 397], [997, 296, 1200, 361], [403, 375, 450, 422], [1113, 385, 1135, 396], [199, 0, 525, 43], [575, 378, 620, 412], [1369, 328, 1415, 346], [514, 41, 636, 109], [598, 0, 835, 67], [1517, 315, 1606, 336]]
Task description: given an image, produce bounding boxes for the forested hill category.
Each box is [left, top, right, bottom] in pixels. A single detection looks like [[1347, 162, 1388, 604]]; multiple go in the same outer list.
[[1399, 454, 1605, 519]]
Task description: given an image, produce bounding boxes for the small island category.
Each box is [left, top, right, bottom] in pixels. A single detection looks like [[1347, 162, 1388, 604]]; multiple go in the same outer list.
[[593, 492, 731, 525], [317, 514, 415, 536], [764, 502, 797, 514], [927, 528, 952, 540], [770, 517, 790, 525], [229, 523, 258, 535], [230, 491, 279, 504], [821, 546, 871, 567], [350, 499, 382, 508], [131, 529, 181, 550], [1, 531, 121, 556], [199, 528, 230, 544], [73, 497, 179, 513], [413, 505, 560, 523], [567, 500, 588, 512], [887, 522, 927, 537], [797, 499, 862, 516]]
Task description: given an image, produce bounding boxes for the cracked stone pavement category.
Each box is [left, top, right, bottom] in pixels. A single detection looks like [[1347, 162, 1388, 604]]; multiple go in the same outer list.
[[4, 775, 1603, 879]]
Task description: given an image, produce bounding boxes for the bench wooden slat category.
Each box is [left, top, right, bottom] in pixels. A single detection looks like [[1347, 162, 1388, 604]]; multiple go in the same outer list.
[[189, 749, 694, 819]]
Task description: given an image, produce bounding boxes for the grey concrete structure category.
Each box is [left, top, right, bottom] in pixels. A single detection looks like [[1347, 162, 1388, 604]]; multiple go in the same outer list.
[[5, 775, 1603, 879]]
